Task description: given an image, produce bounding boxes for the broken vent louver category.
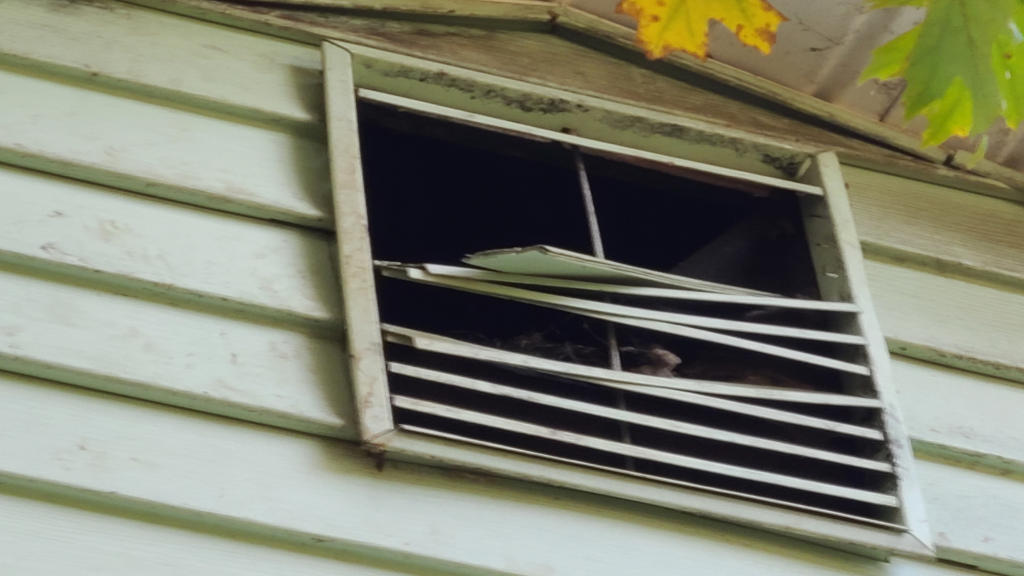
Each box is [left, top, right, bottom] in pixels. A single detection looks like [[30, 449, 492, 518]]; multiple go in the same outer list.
[[332, 93, 927, 552], [378, 250, 899, 529]]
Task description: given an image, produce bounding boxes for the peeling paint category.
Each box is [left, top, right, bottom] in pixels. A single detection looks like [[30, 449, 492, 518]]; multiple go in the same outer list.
[[599, 113, 748, 154], [367, 62, 592, 115]]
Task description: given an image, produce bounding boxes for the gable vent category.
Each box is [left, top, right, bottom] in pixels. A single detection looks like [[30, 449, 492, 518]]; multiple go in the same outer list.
[[323, 51, 930, 553]]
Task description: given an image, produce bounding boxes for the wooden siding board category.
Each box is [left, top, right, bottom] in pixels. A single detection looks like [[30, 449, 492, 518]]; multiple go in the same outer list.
[[847, 167, 1024, 288], [0, 371, 1017, 576], [839, 152, 1021, 206], [0, 266, 351, 438], [0, 164, 341, 329], [0, 65, 332, 229], [894, 358, 1024, 473], [0, 0, 324, 128], [888, 559, 1020, 576], [917, 458, 1024, 576], [0, 489, 430, 576], [866, 259, 1024, 384]]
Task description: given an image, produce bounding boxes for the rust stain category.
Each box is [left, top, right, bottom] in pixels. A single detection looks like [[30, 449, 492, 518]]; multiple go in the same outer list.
[[757, 28, 778, 47]]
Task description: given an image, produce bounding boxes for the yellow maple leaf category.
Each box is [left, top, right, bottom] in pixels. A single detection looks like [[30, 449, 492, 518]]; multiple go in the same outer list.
[[617, 0, 787, 60]]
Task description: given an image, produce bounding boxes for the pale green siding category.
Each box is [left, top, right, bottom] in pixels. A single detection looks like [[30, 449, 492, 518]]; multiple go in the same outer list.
[[1, 1, 1022, 575]]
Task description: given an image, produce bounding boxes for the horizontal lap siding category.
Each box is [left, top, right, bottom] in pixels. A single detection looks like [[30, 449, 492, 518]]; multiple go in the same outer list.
[[0, 266, 351, 438], [0, 0, 355, 451], [893, 358, 1024, 471], [0, 164, 340, 329], [917, 459, 1024, 576], [0, 490, 427, 576], [846, 167, 1024, 288], [0, 1, 1022, 575], [0, 66, 332, 228], [866, 259, 1024, 384], [0, 371, 995, 576], [0, 0, 323, 127]]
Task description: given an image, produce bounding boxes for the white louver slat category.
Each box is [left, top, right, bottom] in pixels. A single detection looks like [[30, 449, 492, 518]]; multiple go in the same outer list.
[[387, 362, 892, 472], [392, 395, 898, 507], [396, 424, 909, 531], [381, 263, 868, 345], [417, 264, 863, 312], [382, 324, 881, 410]]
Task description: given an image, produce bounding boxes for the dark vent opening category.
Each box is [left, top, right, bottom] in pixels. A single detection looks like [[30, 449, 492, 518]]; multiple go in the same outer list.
[[358, 100, 817, 293], [359, 101, 591, 263], [582, 154, 821, 299]]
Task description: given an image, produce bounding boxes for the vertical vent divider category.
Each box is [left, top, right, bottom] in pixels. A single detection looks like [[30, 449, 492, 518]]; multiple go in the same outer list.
[[570, 145, 632, 471]]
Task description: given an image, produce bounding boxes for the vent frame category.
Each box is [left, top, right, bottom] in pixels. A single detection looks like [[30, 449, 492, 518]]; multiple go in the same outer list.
[[323, 40, 933, 558]]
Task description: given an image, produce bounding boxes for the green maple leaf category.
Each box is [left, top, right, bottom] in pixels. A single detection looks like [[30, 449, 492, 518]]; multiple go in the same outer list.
[[917, 76, 973, 145], [860, 26, 919, 79], [862, 0, 1020, 146]]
